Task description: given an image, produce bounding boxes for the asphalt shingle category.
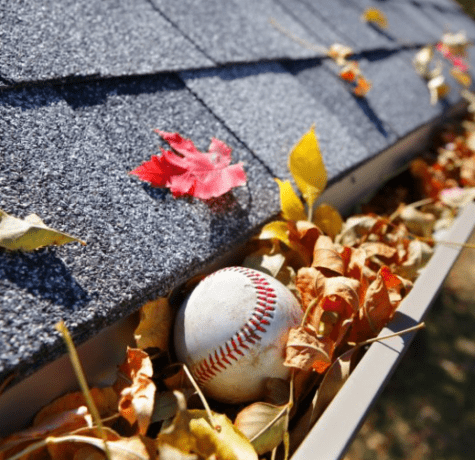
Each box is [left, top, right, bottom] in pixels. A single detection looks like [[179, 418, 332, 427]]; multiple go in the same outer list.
[[2, 0, 475, 421], [296, 0, 396, 51], [284, 59, 398, 154], [181, 63, 370, 184], [0, 0, 212, 84], [0, 77, 279, 384], [150, 0, 339, 63]]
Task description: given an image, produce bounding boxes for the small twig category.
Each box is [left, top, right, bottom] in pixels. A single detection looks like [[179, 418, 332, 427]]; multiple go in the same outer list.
[[55, 321, 112, 460], [181, 364, 220, 431], [347, 322, 425, 348], [435, 240, 475, 250], [307, 205, 314, 224], [268, 18, 328, 54], [301, 297, 319, 327]]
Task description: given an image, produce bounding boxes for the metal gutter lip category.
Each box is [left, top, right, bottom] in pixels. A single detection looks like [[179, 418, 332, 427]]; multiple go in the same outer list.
[[291, 201, 475, 460]]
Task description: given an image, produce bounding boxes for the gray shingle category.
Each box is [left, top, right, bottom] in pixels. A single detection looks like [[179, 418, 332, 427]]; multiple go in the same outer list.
[[357, 50, 451, 138], [418, 2, 475, 40], [0, 77, 279, 384], [0, 0, 212, 84], [297, 0, 397, 51], [181, 63, 370, 183], [149, 0, 337, 63], [284, 59, 398, 154], [349, 0, 441, 44]]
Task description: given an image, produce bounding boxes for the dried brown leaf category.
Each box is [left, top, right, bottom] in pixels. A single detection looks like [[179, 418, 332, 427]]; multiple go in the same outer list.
[[234, 402, 288, 455], [134, 298, 173, 352], [116, 348, 155, 435], [284, 326, 332, 371]]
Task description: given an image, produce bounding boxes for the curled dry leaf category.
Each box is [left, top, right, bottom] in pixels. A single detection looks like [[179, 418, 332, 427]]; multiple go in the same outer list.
[[440, 30, 470, 58], [312, 247, 345, 276], [398, 204, 436, 238], [327, 43, 354, 65], [439, 187, 475, 208], [157, 391, 258, 460], [234, 402, 288, 455], [413, 46, 434, 78], [358, 242, 397, 261], [134, 297, 173, 352], [353, 76, 372, 97], [0, 407, 93, 460], [427, 75, 450, 105], [116, 348, 156, 435], [339, 61, 359, 82], [258, 221, 310, 266], [0, 210, 85, 251], [284, 326, 332, 372], [394, 239, 433, 281], [335, 215, 378, 247], [34, 387, 118, 427], [349, 267, 397, 343], [242, 247, 286, 279], [151, 390, 196, 424], [309, 347, 358, 426]]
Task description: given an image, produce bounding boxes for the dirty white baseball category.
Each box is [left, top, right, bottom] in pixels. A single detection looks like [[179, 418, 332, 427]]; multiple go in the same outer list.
[[173, 266, 303, 403]]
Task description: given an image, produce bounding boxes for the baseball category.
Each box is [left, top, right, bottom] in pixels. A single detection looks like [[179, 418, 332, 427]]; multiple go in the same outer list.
[[173, 266, 303, 404]]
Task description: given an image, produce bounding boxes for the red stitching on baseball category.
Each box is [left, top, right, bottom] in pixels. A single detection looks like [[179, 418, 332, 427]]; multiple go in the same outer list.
[[191, 267, 277, 387]]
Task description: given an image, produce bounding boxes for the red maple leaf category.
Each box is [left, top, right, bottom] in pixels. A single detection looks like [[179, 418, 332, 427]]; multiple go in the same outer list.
[[130, 131, 247, 200]]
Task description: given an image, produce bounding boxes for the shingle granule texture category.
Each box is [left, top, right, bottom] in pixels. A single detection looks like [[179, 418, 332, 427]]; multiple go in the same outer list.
[[1, 0, 475, 392], [0, 77, 279, 384]]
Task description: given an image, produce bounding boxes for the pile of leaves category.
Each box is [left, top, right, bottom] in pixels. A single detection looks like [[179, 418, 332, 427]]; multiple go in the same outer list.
[[413, 31, 472, 105], [3, 109, 475, 460]]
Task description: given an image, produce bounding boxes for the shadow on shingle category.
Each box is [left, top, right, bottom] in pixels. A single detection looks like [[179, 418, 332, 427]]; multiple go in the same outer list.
[[61, 74, 186, 110], [0, 250, 91, 310], [181, 61, 292, 83], [350, 95, 390, 138], [367, 22, 398, 42]]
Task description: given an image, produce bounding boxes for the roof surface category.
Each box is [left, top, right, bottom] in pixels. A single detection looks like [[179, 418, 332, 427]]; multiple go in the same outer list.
[[1, 0, 474, 388]]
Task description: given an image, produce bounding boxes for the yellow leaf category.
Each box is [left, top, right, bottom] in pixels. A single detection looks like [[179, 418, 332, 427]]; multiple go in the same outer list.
[[0, 210, 86, 251], [288, 126, 327, 212], [275, 179, 306, 222], [258, 221, 292, 248], [134, 297, 173, 351], [450, 67, 472, 87], [157, 392, 258, 460], [190, 414, 258, 460], [313, 204, 343, 240], [361, 8, 388, 29], [257, 221, 307, 261], [242, 247, 287, 278], [309, 347, 357, 425], [234, 402, 288, 455]]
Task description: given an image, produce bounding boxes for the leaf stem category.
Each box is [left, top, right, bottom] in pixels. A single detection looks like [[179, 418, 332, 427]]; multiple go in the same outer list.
[[301, 297, 319, 327], [348, 322, 425, 348], [268, 18, 328, 54], [307, 204, 314, 224], [181, 364, 219, 431], [55, 321, 112, 460]]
